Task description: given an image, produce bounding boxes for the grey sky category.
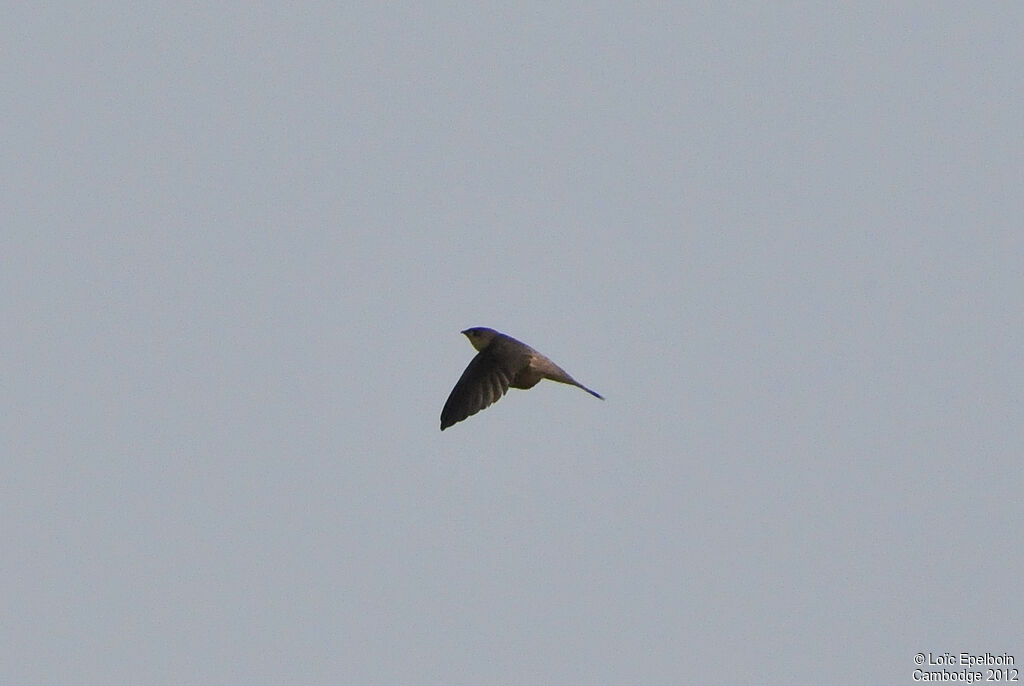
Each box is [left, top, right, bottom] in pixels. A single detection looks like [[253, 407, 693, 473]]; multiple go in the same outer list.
[[3, 4, 1022, 684]]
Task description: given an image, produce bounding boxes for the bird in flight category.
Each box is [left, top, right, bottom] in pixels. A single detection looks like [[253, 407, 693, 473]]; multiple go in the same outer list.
[[440, 327, 603, 430]]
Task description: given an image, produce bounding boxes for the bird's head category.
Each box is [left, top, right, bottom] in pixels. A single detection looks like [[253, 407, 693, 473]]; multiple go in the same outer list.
[[461, 327, 499, 351]]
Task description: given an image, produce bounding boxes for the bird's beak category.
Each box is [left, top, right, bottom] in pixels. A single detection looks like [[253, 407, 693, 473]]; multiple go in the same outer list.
[[460, 329, 470, 336]]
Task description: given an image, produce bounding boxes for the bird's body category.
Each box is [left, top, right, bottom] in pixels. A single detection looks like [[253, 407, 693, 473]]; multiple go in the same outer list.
[[440, 327, 603, 430]]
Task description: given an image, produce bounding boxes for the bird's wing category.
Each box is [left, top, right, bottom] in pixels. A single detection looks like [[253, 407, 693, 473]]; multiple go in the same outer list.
[[440, 350, 514, 430]]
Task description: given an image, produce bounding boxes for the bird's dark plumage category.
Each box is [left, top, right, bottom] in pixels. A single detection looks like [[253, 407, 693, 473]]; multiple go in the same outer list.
[[440, 349, 512, 429], [440, 327, 603, 430]]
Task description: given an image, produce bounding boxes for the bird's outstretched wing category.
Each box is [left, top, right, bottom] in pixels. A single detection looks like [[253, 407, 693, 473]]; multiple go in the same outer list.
[[440, 350, 513, 430]]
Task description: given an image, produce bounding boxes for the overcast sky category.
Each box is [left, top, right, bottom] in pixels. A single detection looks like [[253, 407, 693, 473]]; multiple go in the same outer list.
[[3, 4, 1022, 685]]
